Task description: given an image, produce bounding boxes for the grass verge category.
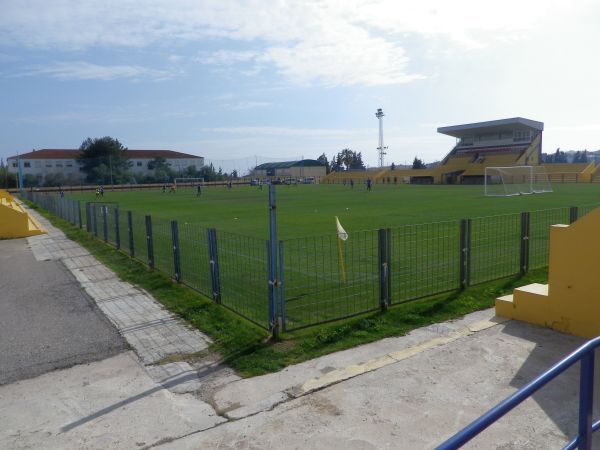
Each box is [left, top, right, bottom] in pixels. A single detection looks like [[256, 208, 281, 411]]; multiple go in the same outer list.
[[30, 203, 549, 377]]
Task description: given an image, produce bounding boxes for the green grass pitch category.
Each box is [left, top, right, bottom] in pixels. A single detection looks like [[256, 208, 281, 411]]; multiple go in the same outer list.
[[71, 183, 600, 239], [70, 183, 600, 329]]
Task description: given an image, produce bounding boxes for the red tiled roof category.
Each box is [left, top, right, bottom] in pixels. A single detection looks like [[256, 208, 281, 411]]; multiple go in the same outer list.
[[8, 149, 201, 160]]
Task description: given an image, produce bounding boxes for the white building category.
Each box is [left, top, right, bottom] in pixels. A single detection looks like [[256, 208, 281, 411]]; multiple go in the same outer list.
[[7, 149, 204, 184]]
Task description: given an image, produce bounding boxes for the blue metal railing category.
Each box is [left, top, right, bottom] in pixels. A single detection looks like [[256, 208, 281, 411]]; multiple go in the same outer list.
[[437, 336, 600, 450]]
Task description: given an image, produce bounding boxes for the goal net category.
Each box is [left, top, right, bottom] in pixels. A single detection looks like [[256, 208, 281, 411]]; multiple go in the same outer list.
[[484, 166, 553, 196], [174, 178, 204, 188]]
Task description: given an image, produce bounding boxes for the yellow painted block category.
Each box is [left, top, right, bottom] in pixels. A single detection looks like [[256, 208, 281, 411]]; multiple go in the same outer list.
[[0, 190, 46, 239], [496, 207, 600, 338]]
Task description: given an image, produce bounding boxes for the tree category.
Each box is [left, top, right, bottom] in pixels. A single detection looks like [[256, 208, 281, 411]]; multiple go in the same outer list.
[[348, 151, 366, 170], [573, 150, 588, 163], [231, 169, 238, 179], [340, 148, 355, 170], [0, 159, 17, 188], [331, 154, 343, 172], [390, 162, 395, 171], [77, 136, 132, 184], [412, 157, 426, 169], [331, 148, 366, 171], [147, 157, 173, 182], [317, 153, 330, 174], [550, 148, 567, 163], [147, 156, 170, 171]]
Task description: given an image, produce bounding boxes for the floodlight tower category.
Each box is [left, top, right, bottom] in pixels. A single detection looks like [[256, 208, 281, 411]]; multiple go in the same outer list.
[[375, 108, 387, 167]]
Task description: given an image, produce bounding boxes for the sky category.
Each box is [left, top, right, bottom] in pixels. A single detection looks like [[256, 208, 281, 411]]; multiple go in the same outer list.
[[1, 0, 599, 174]]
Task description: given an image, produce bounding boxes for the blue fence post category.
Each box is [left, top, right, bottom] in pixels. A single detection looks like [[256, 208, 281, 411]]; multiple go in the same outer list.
[[459, 219, 471, 289], [207, 228, 221, 303], [145, 215, 154, 269], [268, 184, 279, 337], [171, 220, 181, 282], [77, 201, 82, 229], [278, 240, 286, 332], [92, 204, 98, 237], [520, 212, 530, 276], [102, 206, 108, 242], [85, 203, 91, 232], [378, 228, 389, 311], [578, 352, 594, 450], [387, 228, 392, 305], [115, 208, 121, 250], [570, 206, 579, 224], [127, 211, 135, 257]]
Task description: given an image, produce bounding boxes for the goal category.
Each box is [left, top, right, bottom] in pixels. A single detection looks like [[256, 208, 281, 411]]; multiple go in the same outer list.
[[484, 166, 553, 197], [174, 178, 204, 188]]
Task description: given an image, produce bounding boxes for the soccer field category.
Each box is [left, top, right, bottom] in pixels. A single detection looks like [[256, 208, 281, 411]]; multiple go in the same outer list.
[[63, 183, 600, 330], [70, 183, 600, 239]]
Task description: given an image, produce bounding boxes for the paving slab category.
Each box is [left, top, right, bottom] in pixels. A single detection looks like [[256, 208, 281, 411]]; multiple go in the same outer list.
[[211, 309, 503, 417], [0, 351, 225, 450], [159, 320, 594, 449], [25, 208, 213, 388]]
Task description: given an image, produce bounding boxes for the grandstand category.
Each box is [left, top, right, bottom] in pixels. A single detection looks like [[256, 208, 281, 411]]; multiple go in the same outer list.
[[323, 168, 388, 184], [322, 117, 598, 185], [431, 117, 544, 184], [541, 162, 597, 183]]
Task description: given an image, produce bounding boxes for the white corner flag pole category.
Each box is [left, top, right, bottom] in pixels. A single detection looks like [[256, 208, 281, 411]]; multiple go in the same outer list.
[[335, 216, 348, 284]]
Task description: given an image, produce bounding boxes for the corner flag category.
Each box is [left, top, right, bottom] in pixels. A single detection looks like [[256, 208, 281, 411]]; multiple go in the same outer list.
[[335, 216, 347, 285], [335, 216, 348, 241]]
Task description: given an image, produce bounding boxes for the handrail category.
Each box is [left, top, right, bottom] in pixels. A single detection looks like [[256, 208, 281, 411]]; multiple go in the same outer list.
[[437, 335, 600, 450]]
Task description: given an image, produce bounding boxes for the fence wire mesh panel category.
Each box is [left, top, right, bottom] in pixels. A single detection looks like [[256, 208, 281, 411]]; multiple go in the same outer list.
[[152, 217, 175, 277], [119, 209, 131, 253], [579, 203, 600, 218], [529, 207, 570, 269], [105, 205, 118, 246], [217, 231, 269, 328], [469, 213, 522, 284], [391, 221, 459, 303], [178, 223, 212, 298], [130, 212, 149, 265], [23, 191, 600, 332], [282, 230, 379, 330]]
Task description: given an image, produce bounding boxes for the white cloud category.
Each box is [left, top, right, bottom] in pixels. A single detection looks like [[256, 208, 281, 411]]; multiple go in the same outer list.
[[0, 1, 592, 87], [21, 62, 177, 81]]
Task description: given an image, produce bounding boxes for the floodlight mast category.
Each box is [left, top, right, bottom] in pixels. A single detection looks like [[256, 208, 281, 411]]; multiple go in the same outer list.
[[375, 108, 387, 167]]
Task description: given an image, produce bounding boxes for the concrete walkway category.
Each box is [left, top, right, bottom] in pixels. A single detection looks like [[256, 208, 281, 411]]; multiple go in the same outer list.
[[2, 202, 596, 449], [25, 209, 213, 392], [0, 237, 127, 385]]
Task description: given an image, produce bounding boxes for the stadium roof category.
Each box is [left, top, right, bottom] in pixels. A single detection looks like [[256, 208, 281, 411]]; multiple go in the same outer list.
[[254, 159, 325, 170], [437, 117, 544, 138], [7, 149, 201, 160]]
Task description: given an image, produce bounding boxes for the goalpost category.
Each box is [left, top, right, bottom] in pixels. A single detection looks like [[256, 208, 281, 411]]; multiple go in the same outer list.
[[484, 166, 553, 197], [174, 178, 204, 188]]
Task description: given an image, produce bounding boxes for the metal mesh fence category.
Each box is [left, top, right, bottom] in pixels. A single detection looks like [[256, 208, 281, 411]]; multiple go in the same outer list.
[[529, 207, 570, 269], [579, 203, 600, 218], [178, 223, 212, 298], [217, 231, 269, 328], [282, 230, 380, 330], [105, 206, 117, 246], [391, 221, 460, 303], [470, 214, 521, 284], [131, 212, 149, 266], [21, 191, 600, 332], [152, 217, 174, 277]]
